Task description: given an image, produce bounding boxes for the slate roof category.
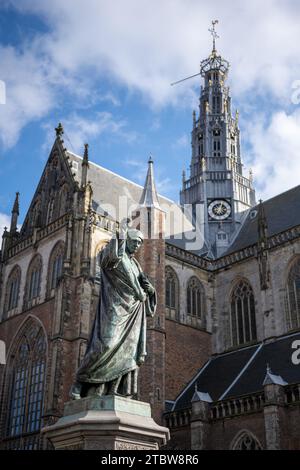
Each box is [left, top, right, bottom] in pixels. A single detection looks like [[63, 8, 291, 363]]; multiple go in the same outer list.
[[67, 151, 300, 258], [171, 331, 300, 411], [226, 185, 300, 255], [67, 151, 193, 238]]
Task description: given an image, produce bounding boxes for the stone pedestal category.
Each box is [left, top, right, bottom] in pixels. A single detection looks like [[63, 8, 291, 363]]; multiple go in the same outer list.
[[42, 395, 169, 450]]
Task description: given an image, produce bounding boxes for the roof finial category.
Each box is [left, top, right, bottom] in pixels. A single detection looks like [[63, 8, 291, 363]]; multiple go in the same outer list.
[[55, 122, 64, 138], [148, 153, 153, 164], [208, 19, 219, 54], [10, 192, 20, 234], [12, 192, 19, 215], [83, 143, 89, 165]]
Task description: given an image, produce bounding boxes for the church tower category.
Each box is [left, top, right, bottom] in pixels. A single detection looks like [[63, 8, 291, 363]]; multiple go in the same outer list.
[[180, 21, 256, 257]]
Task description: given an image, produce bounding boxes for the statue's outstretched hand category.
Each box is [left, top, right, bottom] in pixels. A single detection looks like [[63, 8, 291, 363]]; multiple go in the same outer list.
[[119, 217, 131, 239]]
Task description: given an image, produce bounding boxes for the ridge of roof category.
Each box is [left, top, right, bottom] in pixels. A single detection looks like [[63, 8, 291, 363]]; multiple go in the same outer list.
[[66, 150, 176, 205]]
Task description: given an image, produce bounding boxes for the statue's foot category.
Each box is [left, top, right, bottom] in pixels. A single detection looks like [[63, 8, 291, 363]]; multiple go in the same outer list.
[[70, 381, 82, 400]]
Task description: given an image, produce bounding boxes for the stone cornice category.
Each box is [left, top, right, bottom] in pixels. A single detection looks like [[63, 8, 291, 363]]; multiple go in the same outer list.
[[166, 224, 300, 272]]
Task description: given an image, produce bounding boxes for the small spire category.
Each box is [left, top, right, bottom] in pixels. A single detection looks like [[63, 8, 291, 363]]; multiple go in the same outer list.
[[83, 143, 89, 166], [258, 199, 268, 245], [10, 192, 19, 233], [193, 110, 196, 128], [263, 364, 288, 387], [81, 143, 89, 187], [140, 156, 160, 209], [55, 122, 64, 138], [12, 192, 19, 215], [182, 170, 186, 185]]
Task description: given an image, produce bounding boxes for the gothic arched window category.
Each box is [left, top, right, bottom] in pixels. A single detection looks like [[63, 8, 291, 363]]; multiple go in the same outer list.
[[232, 431, 262, 450], [286, 258, 300, 331], [24, 255, 42, 309], [5, 320, 46, 449], [31, 199, 41, 229], [230, 280, 257, 347], [46, 198, 55, 225], [4, 266, 21, 318], [47, 242, 64, 296], [59, 186, 69, 217], [165, 266, 179, 320], [187, 277, 205, 319]]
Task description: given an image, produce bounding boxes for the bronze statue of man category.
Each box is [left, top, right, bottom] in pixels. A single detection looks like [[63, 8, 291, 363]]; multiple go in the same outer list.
[[70, 219, 156, 399]]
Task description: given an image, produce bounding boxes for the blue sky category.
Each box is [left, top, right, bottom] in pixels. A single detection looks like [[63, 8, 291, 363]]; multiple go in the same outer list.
[[1, 0, 300, 235]]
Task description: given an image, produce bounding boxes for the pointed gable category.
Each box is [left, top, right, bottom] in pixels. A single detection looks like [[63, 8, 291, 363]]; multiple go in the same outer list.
[[20, 136, 76, 238]]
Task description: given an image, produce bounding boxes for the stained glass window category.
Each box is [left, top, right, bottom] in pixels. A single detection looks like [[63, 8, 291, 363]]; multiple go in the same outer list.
[[4, 266, 21, 316], [6, 323, 46, 449], [286, 259, 300, 330], [230, 280, 257, 346], [187, 277, 205, 319]]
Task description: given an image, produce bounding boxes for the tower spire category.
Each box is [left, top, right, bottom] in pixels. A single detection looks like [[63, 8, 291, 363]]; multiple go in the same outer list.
[[140, 156, 160, 209], [10, 192, 19, 233]]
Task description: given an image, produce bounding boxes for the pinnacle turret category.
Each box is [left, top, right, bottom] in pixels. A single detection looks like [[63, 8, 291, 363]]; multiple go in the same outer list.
[[140, 156, 160, 209], [10, 192, 19, 233]]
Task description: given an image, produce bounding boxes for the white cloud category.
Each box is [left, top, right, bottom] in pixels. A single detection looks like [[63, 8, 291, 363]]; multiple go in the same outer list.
[[7, 0, 300, 105], [0, 212, 10, 239], [243, 108, 300, 200], [1, 0, 300, 200], [42, 112, 138, 156]]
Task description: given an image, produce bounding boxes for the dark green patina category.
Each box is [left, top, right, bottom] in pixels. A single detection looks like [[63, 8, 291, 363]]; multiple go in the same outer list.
[[70, 221, 156, 399]]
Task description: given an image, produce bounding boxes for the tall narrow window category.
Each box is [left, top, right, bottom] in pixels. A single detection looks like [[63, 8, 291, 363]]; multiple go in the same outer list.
[[165, 266, 179, 320], [286, 258, 300, 330], [213, 140, 221, 157], [46, 198, 54, 225], [4, 266, 21, 317], [187, 277, 205, 319], [24, 255, 42, 309], [230, 280, 257, 346], [6, 321, 46, 449], [47, 242, 64, 296]]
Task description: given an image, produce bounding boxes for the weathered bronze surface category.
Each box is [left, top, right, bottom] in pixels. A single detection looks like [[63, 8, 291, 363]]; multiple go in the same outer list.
[[70, 220, 156, 399]]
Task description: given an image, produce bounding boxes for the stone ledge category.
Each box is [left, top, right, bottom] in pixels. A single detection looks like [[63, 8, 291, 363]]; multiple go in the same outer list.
[[41, 396, 170, 450]]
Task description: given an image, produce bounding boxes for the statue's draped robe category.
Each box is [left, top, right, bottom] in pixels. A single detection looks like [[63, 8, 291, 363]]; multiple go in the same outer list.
[[76, 234, 156, 384]]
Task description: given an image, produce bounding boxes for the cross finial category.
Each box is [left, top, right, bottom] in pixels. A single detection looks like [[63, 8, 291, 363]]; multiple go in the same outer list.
[[208, 19, 219, 53], [55, 122, 64, 137]]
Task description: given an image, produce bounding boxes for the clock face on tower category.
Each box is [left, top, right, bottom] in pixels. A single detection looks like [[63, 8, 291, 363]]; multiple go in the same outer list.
[[208, 200, 231, 221]]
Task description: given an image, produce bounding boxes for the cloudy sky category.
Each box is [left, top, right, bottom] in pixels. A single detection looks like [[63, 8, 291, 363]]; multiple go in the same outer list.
[[0, 0, 300, 236]]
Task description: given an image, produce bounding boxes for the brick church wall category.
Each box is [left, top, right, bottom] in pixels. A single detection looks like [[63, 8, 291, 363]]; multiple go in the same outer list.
[[165, 320, 211, 400]]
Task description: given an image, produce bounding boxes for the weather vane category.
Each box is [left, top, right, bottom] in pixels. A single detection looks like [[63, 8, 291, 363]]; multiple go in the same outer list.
[[170, 20, 225, 87], [208, 19, 219, 52]]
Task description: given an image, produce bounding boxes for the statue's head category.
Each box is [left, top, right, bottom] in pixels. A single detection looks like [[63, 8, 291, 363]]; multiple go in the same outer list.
[[126, 229, 144, 255]]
